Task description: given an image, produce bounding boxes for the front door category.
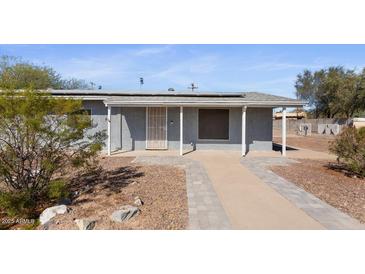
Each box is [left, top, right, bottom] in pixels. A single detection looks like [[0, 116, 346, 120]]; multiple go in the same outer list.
[[146, 107, 168, 149]]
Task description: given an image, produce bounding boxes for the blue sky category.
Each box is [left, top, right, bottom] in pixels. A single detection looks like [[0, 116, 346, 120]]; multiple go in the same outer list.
[[1, 44, 365, 98]]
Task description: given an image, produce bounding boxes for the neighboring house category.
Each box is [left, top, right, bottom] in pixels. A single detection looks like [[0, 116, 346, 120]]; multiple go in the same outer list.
[[51, 90, 305, 156], [274, 110, 306, 120]]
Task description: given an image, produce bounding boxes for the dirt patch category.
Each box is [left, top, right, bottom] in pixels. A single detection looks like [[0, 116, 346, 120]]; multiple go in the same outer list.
[[273, 135, 333, 152], [40, 157, 188, 230], [271, 159, 365, 223]]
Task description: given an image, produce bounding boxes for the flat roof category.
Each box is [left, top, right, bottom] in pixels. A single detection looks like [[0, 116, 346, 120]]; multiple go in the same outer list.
[[50, 90, 246, 97], [49, 89, 306, 107]]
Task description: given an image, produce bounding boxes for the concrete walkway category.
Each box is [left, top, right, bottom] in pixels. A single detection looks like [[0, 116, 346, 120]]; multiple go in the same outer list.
[[186, 151, 325, 229], [133, 155, 231, 229], [117, 149, 363, 230], [242, 157, 365, 229]]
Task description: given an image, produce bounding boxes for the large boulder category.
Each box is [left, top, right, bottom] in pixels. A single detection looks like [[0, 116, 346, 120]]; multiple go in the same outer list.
[[111, 205, 140, 223], [74, 219, 96, 230], [39, 205, 68, 225]]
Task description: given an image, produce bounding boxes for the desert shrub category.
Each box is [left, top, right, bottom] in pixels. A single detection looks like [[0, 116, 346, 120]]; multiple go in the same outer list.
[[47, 179, 69, 200], [0, 89, 106, 218], [0, 191, 35, 217], [329, 127, 365, 176]]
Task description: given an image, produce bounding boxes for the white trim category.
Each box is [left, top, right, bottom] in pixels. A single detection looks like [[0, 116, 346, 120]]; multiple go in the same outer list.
[[145, 107, 148, 150], [54, 95, 109, 101], [104, 100, 306, 107], [180, 106, 183, 156], [242, 106, 247, 156], [52, 94, 306, 107], [165, 107, 168, 150], [282, 107, 287, 157], [197, 108, 230, 141], [120, 106, 122, 151], [107, 105, 111, 156]]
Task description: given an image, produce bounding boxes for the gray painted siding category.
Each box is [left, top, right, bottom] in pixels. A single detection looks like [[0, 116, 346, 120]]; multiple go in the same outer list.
[[83, 102, 273, 152], [121, 107, 146, 151], [246, 107, 273, 151], [167, 107, 180, 149], [83, 100, 108, 149], [111, 107, 122, 151]]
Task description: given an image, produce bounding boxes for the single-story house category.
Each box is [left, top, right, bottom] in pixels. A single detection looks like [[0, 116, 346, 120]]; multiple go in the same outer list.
[[50, 90, 306, 156]]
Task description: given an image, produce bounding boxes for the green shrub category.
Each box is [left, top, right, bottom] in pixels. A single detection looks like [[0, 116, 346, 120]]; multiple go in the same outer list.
[[0, 89, 105, 221], [329, 127, 365, 176], [47, 179, 69, 200], [0, 191, 35, 217]]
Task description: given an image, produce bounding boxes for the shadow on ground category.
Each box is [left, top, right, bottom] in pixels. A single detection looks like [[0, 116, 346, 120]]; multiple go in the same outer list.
[[69, 165, 144, 203], [273, 143, 299, 151], [324, 162, 364, 179]]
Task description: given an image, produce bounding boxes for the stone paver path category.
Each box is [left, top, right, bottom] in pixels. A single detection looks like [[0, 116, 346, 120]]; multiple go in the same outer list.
[[133, 156, 231, 229], [241, 157, 365, 230]]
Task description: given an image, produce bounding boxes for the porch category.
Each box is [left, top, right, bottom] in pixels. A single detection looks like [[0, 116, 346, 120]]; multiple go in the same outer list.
[[104, 105, 289, 157]]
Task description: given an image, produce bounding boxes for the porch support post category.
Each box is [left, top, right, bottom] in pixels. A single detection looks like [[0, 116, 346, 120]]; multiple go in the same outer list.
[[180, 106, 183, 156], [282, 107, 286, 157], [241, 106, 247, 156], [107, 105, 111, 156], [120, 106, 122, 151]]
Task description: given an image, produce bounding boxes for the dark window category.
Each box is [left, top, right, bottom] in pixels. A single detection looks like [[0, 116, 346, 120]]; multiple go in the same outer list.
[[198, 109, 229, 140]]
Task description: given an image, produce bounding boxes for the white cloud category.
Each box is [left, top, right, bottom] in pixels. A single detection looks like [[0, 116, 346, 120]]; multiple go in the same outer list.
[[132, 45, 172, 57]]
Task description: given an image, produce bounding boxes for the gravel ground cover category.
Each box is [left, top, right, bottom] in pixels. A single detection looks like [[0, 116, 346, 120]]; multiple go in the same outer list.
[[273, 135, 333, 152], [271, 159, 365, 223], [39, 156, 188, 230]]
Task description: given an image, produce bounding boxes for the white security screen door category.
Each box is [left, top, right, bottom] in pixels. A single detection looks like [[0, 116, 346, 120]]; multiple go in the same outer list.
[[146, 107, 168, 149]]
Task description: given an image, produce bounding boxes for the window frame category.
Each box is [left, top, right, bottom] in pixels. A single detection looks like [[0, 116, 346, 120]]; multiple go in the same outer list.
[[197, 108, 230, 141]]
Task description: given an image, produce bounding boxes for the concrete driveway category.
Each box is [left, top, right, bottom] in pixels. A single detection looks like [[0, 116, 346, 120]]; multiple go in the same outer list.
[[186, 150, 325, 229]]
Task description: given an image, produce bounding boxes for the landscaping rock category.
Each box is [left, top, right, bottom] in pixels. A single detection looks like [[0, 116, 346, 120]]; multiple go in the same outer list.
[[134, 196, 144, 206], [74, 219, 96, 230], [111, 205, 140, 223], [39, 205, 68, 225]]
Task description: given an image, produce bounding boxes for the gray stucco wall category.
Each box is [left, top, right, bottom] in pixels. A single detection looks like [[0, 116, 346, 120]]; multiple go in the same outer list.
[[83, 100, 108, 149], [83, 102, 273, 152], [121, 107, 146, 151], [246, 107, 273, 151]]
